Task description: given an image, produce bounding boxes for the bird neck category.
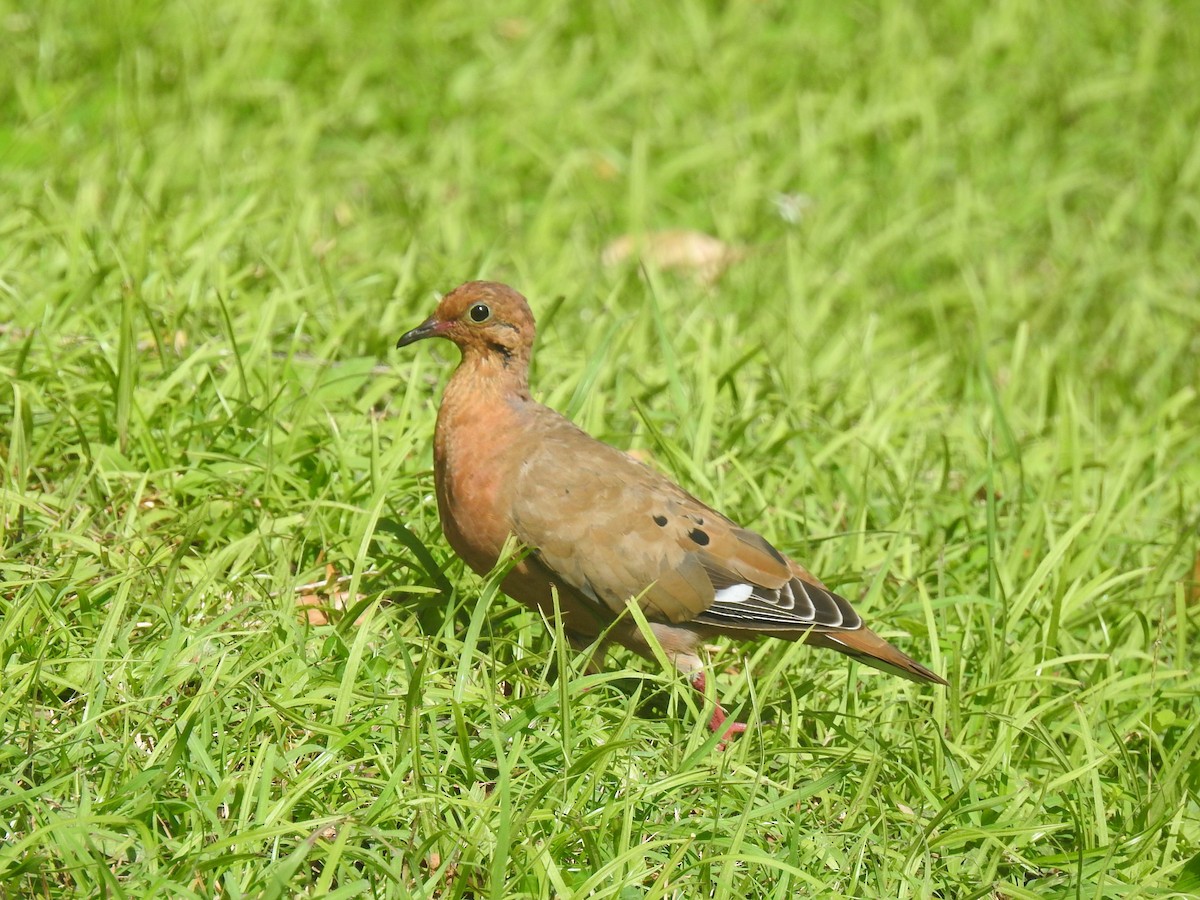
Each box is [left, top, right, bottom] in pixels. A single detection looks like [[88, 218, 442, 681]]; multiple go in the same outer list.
[[449, 348, 532, 401], [434, 351, 535, 512]]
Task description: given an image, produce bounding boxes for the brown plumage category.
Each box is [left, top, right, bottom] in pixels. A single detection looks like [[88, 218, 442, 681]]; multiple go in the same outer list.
[[397, 281, 946, 737]]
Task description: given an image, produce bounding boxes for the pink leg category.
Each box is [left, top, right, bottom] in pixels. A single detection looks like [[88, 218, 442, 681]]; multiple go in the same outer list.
[[690, 672, 747, 744]]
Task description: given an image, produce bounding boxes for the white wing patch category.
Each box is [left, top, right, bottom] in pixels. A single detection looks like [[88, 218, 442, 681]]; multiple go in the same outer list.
[[713, 583, 754, 606]]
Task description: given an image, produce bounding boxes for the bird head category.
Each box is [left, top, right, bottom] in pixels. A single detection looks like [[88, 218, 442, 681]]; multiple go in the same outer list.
[[396, 281, 535, 367]]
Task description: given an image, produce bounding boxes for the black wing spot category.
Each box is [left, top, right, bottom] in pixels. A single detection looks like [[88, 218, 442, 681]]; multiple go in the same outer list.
[[653, 515, 668, 527], [688, 528, 710, 546]]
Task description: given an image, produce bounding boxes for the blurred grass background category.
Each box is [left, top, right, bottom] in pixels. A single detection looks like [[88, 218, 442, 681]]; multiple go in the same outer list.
[[1, 0, 1198, 896]]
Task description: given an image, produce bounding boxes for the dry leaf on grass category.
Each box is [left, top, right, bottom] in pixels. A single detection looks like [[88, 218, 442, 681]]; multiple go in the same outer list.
[[296, 563, 369, 626], [601, 229, 744, 284]]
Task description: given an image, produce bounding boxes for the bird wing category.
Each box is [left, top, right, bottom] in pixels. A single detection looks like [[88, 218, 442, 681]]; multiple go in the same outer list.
[[507, 412, 861, 633]]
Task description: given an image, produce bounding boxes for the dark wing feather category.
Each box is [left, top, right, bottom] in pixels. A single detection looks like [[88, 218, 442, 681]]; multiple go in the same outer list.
[[694, 566, 862, 632]]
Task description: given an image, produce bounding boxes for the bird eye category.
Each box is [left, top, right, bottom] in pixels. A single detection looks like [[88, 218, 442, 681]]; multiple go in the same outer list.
[[468, 303, 491, 323]]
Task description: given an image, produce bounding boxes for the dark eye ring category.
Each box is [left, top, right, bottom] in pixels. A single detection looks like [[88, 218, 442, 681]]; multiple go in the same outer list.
[[469, 303, 491, 323]]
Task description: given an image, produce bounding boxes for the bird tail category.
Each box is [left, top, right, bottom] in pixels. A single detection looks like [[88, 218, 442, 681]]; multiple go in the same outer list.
[[807, 627, 947, 685]]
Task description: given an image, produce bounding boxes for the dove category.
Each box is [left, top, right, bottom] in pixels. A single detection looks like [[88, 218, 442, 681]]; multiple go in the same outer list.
[[396, 281, 946, 738]]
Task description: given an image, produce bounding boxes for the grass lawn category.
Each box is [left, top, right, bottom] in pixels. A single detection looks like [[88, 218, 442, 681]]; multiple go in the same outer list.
[[2, 0, 1199, 896]]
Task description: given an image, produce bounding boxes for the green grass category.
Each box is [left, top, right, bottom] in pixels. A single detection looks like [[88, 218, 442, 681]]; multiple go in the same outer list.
[[2, 0, 1199, 896]]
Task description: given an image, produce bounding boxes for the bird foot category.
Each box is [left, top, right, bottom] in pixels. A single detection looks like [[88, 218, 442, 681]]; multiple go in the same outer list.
[[690, 672, 748, 746]]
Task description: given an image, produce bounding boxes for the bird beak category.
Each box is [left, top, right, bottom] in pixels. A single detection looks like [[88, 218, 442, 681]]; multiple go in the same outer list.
[[395, 316, 447, 348]]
